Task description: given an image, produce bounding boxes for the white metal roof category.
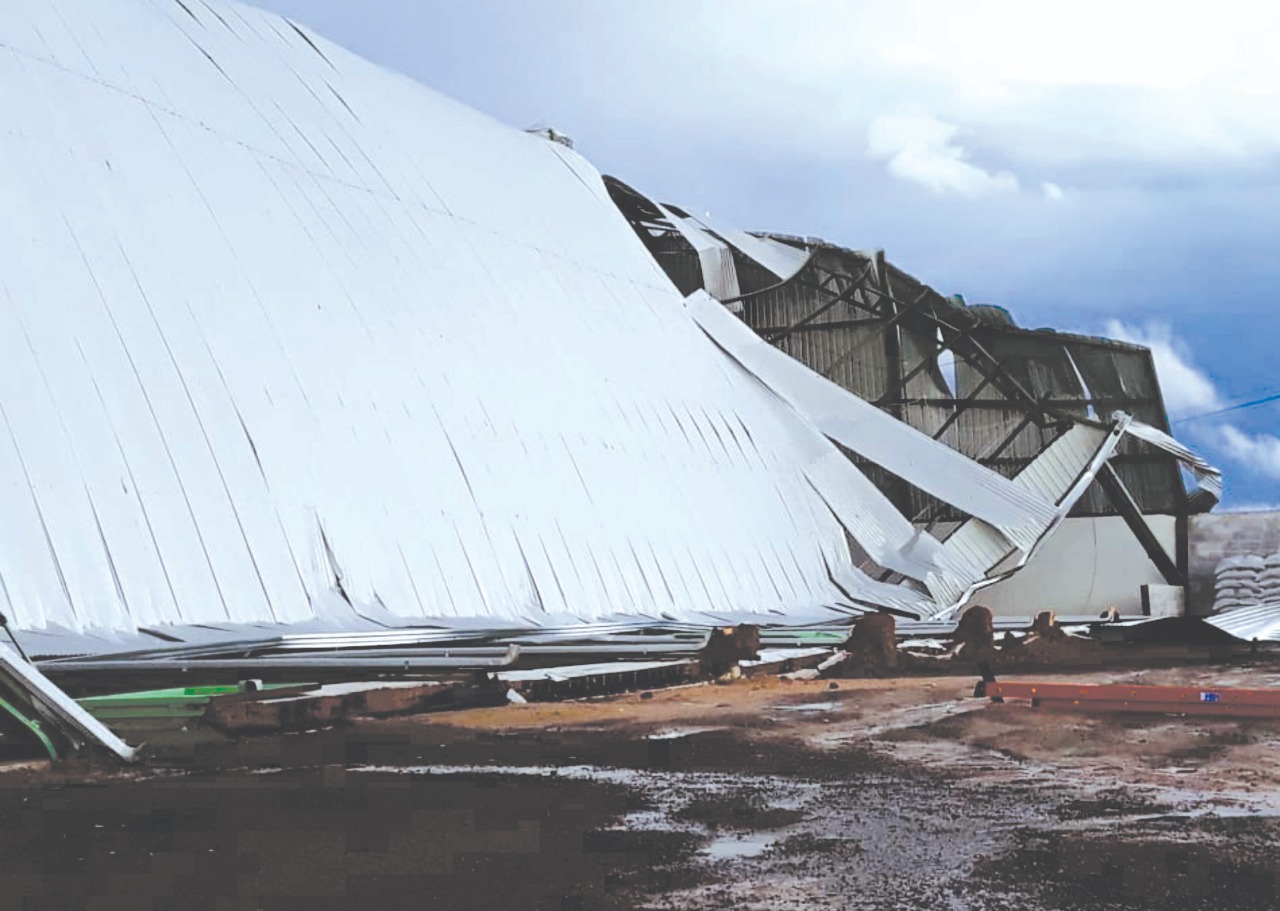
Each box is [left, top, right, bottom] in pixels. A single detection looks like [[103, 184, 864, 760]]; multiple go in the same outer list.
[[0, 0, 1166, 650], [0, 0, 869, 642]]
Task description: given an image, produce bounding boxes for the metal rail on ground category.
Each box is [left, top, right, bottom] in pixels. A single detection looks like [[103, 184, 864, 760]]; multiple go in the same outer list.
[[987, 681, 1280, 718]]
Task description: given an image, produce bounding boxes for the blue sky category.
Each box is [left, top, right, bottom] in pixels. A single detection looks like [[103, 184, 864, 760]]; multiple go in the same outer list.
[[256, 0, 1279, 509]]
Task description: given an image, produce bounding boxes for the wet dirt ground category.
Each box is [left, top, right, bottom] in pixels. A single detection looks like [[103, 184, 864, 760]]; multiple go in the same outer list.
[[3, 666, 1280, 909]]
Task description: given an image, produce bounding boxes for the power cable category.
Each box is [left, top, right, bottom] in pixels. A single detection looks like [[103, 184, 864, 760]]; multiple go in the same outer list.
[[1171, 390, 1280, 425]]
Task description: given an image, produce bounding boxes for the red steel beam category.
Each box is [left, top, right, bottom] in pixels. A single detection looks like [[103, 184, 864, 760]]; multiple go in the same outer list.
[[989, 682, 1280, 718]]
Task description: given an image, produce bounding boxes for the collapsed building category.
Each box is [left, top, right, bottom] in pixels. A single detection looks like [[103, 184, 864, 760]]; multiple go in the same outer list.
[[606, 181, 1220, 618], [0, 0, 1232, 754]]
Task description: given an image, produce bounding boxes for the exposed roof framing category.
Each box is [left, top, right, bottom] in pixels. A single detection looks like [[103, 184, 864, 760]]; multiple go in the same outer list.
[[606, 175, 1197, 524]]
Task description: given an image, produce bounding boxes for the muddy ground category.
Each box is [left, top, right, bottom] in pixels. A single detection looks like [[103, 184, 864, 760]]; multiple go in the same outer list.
[[3, 664, 1280, 909]]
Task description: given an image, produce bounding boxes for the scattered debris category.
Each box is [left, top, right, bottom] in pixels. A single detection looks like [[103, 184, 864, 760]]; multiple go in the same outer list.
[[205, 680, 494, 734], [0, 643, 136, 762]]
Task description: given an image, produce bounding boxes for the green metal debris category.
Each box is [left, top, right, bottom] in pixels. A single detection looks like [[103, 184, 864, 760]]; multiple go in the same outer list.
[[0, 695, 59, 760], [78, 682, 307, 722]]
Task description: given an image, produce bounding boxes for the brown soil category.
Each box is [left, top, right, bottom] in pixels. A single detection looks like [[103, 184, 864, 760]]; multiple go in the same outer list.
[[3, 664, 1280, 909]]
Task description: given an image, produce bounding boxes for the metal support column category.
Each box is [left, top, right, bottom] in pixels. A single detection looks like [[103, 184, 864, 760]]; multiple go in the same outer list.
[[1097, 462, 1185, 586]]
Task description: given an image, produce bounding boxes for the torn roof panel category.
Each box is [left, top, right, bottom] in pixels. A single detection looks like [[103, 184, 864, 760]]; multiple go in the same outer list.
[[628, 202, 1198, 520], [685, 212, 812, 282], [655, 204, 742, 302], [685, 291, 1060, 544], [1125, 420, 1223, 505], [688, 287, 1149, 618]]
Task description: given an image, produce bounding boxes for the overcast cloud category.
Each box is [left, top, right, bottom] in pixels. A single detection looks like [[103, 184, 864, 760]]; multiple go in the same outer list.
[[1107, 321, 1280, 498], [257, 0, 1280, 507]]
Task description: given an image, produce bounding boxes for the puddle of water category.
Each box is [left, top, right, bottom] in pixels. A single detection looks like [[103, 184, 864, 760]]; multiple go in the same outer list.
[[647, 726, 725, 740], [773, 701, 840, 713], [348, 762, 656, 789], [610, 809, 696, 832], [702, 830, 777, 860]]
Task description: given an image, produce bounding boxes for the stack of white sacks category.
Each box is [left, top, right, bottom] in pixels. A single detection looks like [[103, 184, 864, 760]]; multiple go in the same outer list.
[[1213, 553, 1280, 611]]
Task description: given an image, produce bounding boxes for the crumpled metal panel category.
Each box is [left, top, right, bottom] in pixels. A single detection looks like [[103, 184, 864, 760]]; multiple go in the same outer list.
[[685, 291, 1151, 617], [1125, 420, 1223, 505], [937, 414, 1224, 619], [0, 643, 136, 760], [684, 213, 811, 282], [939, 421, 1128, 611], [1204, 602, 1280, 641], [655, 204, 741, 302], [0, 0, 876, 638], [687, 291, 1060, 551]]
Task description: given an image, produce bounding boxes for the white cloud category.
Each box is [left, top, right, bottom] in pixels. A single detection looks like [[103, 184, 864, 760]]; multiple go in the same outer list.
[[1220, 426, 1280, 480], [272, 0, 1280, 205], [867, 114, 1018, 197], [1103, 320, 1221, 416], [869, 1, 1265, 93], [623, 0, 1280, 186], [1099, 321, 1280, 486], [1042, 182, 1065, 201]]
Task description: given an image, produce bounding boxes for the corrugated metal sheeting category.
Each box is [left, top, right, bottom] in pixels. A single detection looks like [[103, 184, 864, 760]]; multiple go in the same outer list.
[[1205, 603, 1280, 642], [0, 0, 886, 646], [0, 0, 1118, 650]]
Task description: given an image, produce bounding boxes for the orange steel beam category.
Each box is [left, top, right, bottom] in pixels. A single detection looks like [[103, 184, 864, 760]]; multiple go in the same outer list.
[[988, 682, 1280, 718]]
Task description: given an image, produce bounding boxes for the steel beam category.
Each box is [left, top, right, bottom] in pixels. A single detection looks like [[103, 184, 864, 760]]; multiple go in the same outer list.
[[1097, 462, 1185, 585], [874, 324, 976, 408], [765, 263, 875, 343]]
